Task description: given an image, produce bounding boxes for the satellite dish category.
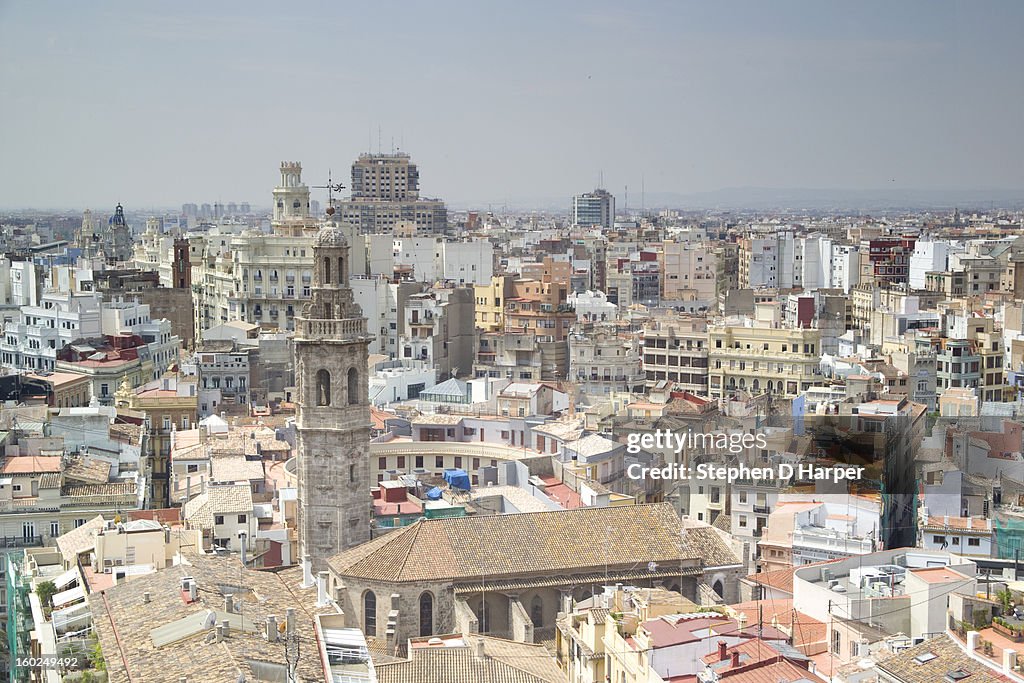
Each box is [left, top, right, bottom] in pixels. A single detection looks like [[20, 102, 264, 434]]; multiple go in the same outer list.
[[203, 611, 217, 629], [647, 561, 658, 572]]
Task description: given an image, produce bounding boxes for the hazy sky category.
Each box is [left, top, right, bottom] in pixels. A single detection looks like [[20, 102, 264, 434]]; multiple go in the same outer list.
[[1, 1, 1022, 210]]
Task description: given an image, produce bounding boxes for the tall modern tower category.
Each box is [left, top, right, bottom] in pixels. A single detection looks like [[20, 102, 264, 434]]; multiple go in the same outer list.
[[571, 188, 616, 229], [337, 152, 448, 234], [294, 212, 374, 570]]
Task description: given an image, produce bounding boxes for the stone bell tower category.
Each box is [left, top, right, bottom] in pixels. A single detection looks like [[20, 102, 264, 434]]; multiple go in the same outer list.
[[294, 210, 374, 570]]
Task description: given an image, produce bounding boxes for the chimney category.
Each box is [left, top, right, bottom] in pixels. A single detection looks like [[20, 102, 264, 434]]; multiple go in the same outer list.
[[316, 571, 330, 607], [286, 608, 295, 637], [215, 624, 224, 643], [731, 651, 741, 668], [238, 532, 248, 567], [301, 554, 314, 588], [718, 641, 728, 661], [221, 619, 230, 637], [143, 592, 151, 604], [944, 514, 950, 527], [474, 637, 486, 659], [266, 615, 278, 643], [185, 476, 192, 503], [224, 595, 233, 614], [188, 582, 198, 602]]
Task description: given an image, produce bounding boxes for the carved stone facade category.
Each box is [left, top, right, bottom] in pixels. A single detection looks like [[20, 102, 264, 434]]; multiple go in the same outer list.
[[294, 221, 374, 570]]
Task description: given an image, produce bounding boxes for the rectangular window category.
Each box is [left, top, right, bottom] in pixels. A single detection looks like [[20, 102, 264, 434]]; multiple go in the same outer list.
[[968, 538, 980, 547], [933, 535, 946, 545], [435, 456, 443, 468], [215, 515, 225, 525], [378, 457, 386, 470], [739, 491, 747, 503], [237, 514, 247, 524], [739, 515, 748, 528], [50, 521, 60, 537], [397, 456, 405, 469], [415, 455, 423, 469]]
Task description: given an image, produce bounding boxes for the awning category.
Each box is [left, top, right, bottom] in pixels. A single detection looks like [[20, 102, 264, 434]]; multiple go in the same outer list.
[[53, 568, 79, 590], [52, 585, 85, 608]]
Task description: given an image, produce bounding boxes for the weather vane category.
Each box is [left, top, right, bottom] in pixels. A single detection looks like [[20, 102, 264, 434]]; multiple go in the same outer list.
[[313, 169, 345, 212]]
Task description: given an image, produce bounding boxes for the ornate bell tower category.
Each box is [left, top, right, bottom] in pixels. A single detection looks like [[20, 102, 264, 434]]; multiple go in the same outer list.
[[294, 210, 374, 570]]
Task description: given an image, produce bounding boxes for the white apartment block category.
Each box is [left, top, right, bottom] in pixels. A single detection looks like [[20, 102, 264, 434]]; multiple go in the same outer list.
[[568, 326, 644, 397], [792, 234, 832, 290], [738, 232, 795, 289], [350, 275, 403, 357], [365, 236, 493, 285], [829, 243, 861, 293], [0, 291, 103, 372], [908, 240, 951, 289], [191, 232, 315, 337], [568, 290, 617, 322]]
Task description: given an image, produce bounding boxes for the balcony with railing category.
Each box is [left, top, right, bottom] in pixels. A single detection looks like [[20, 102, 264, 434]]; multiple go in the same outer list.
[[295, 317, 369, 341]]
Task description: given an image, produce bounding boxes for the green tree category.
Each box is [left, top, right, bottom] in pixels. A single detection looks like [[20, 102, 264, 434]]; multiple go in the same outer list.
[[998, 588, 1014, 616], [35, 581, 57, 608], [89, 641, 105, 672]]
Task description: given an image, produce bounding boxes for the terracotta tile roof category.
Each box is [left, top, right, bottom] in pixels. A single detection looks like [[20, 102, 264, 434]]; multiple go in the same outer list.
[[377, 634, 563, 683], [923, 515, 992, 533], [56, 515, 106, 562], [745, 567, 796, 594], [643, 613, 789, 648], [716, 659, 814, 683], [62, 481, 138, 504], [877, 633, 1010, 683], [206, 482, 254, 514], [329, 503, 706, 583], [209, 455, 265, 484], [182, 493, 213, 529], [90, 552, 333, 683], [1, 456, 62, 474], [64, 457, 112, 485], [39, 472, 62, 489]]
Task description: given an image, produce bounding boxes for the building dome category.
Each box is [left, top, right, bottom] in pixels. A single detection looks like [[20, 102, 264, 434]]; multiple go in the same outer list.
[[315, 223, 347, 247]]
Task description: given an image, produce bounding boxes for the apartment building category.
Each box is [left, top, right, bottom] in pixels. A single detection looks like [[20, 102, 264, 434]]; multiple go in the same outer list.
[[336, 152, 448, 234], [116, 374, 199, 508], [641, 314, 710, 395], [708, 306, 824, 399], [660, 239, 717, 309], [568, 323, 644, 397], [474, 274, 515, 332]]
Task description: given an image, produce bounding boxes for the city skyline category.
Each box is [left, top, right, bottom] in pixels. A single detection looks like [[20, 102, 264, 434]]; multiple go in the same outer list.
[[2, 1, 1023, 210]]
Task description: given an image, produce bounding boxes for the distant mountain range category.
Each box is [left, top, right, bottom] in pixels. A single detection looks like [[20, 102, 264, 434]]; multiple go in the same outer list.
[[449, 187, 1024, 213]]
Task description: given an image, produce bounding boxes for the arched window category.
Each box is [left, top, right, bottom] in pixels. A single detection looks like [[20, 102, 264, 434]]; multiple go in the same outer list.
[[316, 369, 331, 406], [364, 591, 376, 634], [713, 580, 724, 599], [348, 367, 359, 405], [419, 592, 433, 637], [530, 595, 543, 627], [323, 257, 331, 284]]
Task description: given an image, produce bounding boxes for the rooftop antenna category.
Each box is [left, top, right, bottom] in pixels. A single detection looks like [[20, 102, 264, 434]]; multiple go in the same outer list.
[[641, 173, 645, 214], [378, 125, 382, 155], [599, 170, 604, 189]]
